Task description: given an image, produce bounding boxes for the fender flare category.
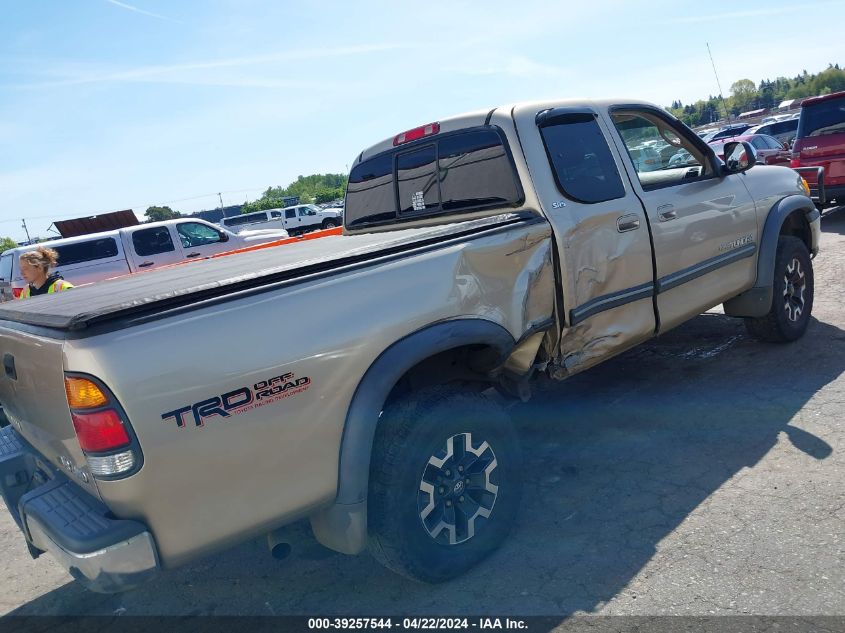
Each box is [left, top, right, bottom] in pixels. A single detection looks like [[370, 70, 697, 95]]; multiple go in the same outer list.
[[309, 319, 514, 554], [724, 195, 819, 318]]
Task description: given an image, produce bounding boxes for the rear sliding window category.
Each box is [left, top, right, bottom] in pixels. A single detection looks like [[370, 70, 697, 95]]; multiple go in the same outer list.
[[53, 238, 119, 266], [539, 114, 626, 203], [345, 127, 522, 229], [798, 96, 845, 138]]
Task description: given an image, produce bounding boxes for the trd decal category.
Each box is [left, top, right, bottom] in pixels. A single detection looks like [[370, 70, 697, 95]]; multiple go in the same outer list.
[[162, 372, 311, 428]]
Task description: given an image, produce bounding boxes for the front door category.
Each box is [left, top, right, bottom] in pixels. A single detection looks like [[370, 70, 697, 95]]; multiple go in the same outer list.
[[175, 222, 232, 258], [607, 108, 758, 332]]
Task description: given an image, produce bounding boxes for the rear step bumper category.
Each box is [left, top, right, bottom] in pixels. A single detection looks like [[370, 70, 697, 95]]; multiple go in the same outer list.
[[0, 425, 159, 593]]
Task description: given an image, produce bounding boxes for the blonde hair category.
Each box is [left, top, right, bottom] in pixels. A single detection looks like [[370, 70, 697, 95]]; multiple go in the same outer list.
[[19, 246, 60, 273]]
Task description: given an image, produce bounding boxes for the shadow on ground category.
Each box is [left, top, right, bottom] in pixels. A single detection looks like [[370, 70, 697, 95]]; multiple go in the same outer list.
[[9, 312, 845, 618]]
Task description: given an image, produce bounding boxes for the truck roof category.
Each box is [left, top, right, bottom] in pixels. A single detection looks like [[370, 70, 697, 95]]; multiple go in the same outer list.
[[356, 98, 659, 163]]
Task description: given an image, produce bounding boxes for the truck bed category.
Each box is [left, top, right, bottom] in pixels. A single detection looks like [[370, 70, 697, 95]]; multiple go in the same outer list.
[[0, 213, 533, 332]]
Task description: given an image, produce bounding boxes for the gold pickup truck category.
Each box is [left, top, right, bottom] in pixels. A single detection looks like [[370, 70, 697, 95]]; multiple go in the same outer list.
[[0, 99, 820, 592]]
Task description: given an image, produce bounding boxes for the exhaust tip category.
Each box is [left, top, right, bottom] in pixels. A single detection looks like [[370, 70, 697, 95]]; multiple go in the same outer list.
[[270, 542, 292, 560]]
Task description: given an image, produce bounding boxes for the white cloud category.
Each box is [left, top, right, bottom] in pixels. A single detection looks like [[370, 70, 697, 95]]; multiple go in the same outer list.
[[103, 0, 181, 23], [9, 42, 413, 90]]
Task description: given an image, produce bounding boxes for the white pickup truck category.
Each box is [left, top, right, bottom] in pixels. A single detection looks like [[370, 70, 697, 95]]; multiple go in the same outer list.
[[0, 218, 288, 301]]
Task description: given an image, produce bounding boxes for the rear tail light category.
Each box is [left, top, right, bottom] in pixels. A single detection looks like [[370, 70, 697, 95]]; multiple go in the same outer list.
[[790, 152, 800, 168], [12, 288, 22, 299], [71, 409, 130, 452], [393, 122, 440, 146], [64, 374, 140, 477]]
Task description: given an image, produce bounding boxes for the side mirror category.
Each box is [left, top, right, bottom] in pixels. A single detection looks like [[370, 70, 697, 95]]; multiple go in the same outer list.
[[218, 232, 229, 242], [723, 141, 757, 173]]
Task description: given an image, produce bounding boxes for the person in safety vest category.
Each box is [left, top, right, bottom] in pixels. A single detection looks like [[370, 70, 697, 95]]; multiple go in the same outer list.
[[17, 246, 74, 299]]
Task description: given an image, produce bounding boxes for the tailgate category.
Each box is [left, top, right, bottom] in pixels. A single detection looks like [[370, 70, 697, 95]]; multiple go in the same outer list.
[[0, 324, 100, 499]]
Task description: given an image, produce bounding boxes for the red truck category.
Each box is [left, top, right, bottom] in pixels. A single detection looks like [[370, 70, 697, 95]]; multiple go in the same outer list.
[[791, 90, 845, 208]]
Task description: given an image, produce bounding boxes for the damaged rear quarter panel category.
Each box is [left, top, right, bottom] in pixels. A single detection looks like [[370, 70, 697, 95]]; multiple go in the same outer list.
[[61, 218, 555, 567]]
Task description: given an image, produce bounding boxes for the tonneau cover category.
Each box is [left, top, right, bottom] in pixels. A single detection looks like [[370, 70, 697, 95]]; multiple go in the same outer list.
[[0, 214, 527, 331]]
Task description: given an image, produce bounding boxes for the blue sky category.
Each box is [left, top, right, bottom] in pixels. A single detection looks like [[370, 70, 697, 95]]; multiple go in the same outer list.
[[1, 0, 843, 241]]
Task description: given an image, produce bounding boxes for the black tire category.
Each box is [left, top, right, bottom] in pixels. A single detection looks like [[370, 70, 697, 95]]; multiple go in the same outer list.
[[368, 386, 522, 583], [744, 236, 814, 342], [322, 219, 339, 229]]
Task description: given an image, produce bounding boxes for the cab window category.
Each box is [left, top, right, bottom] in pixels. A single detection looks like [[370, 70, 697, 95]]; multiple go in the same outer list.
[[177, 223, 224, 248], [612, 110, 712, 190], [538, 113, 626, 204]]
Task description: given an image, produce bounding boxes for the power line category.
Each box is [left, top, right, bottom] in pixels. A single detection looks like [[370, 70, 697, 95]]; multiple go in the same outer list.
[[0, 187, 270, 226]]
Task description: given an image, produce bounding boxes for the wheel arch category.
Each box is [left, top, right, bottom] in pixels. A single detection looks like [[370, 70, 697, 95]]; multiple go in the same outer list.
[[309, 318, 515, 554], [724, 195, 819, 318]]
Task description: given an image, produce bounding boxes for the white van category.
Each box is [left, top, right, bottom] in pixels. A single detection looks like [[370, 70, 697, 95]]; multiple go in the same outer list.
[[219, 209, 288, 234], [0, 218, 288, 302]]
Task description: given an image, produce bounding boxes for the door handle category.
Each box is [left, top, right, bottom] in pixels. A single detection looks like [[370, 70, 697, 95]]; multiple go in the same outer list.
[[186, 252, 202, 258], [4, 354, 16, 380], [616, 214, 640, 232], [657, 204, 677, 221], [138, 261, 155, 268]]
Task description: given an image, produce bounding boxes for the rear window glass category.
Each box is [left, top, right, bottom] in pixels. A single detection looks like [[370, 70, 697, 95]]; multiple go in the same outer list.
[[345, 127, 522, 229], [540, 114, 626, 203], [53, 238, 119, 266], [798, 96, 845, 138], [0, 253, 12, 281], [133, 227, 175, 257], [397, 145, 438, 215]]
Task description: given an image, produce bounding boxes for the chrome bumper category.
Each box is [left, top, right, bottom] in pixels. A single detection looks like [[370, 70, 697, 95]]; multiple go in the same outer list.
[[1, 425, 159, 593], [26, 516, 159, 593]]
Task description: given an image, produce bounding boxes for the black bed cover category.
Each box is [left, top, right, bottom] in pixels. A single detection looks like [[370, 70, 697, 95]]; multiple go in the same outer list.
[[0, 214, 529, 332]]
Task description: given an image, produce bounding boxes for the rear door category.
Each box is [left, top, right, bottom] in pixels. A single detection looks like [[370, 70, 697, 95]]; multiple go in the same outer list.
[[606, 107, 758, 332], [126, 225, 185, 271], [511, 105, 656, 373], [284, 207, 302, 232], [51, 236, 131, 285]]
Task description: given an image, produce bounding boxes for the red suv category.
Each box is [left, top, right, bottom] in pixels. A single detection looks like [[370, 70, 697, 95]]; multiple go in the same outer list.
[[791, 90, 845, 208]]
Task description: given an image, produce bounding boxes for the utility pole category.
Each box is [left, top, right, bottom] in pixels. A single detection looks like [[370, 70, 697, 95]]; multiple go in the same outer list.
[[218, 192, 224, 213], [21, 219, 31, 243]]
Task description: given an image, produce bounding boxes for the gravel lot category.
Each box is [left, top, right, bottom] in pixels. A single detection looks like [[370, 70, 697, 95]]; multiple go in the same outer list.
[[2, 210, 844, 619]]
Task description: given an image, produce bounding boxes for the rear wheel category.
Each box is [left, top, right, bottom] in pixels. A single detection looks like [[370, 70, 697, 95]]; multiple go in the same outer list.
[[744, 236, 814, 342], [368, 387, 521, 582]]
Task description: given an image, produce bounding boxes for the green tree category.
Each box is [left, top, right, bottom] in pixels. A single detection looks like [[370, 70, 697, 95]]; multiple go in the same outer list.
[[145, 205, 181, 222], [241, 174, 348, 213], [0, 237, 17, 254], [730, 78, 758, 113]]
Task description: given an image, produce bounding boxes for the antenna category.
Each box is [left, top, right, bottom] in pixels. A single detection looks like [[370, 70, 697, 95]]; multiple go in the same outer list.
[[706, 42, 732, 123]]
